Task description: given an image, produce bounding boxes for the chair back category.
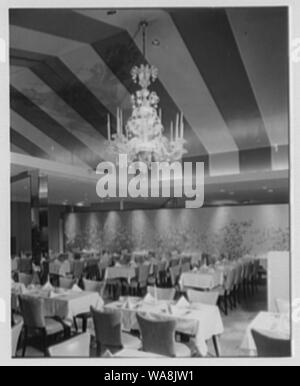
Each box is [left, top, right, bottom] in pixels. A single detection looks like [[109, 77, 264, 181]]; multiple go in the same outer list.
[[90, 307, 123, 348], [18, 273, 33, 287], [85, 264, 100, 281], [235, 263, 243, 286], [181, 263, 190, 274], [157, 261, 167, 272], [147, 286, 176, 301], [59, 277, 75, 290], [224, 267, 236, 292], [12, 321, 23, 357], [187, 289, 219, 305], [19, 295, 46, 329], [182, 256, 192, 265], [169, 265, 181, 287], [48, 333, 91, 357], [83, 279, 104, 296], [170, 258, 180, 268], [137, 313, 177, 357], [98, 262, 108, 281], [137, 264, 151, 285], [19, 258, 32, 274], [73, 261, 85, 279], [251, 329, 291, 357]]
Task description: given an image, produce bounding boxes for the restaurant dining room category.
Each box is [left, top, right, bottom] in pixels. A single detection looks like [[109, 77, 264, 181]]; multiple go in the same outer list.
[[10, 7, 291, 359]]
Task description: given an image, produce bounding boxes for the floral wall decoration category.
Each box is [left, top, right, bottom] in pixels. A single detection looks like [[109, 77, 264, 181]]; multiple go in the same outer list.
[[64, 205, 290, 256]]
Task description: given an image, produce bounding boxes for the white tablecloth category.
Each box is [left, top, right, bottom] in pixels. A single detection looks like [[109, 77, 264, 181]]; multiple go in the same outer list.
[[12, 288, 103, 322], [105, 266, 136, 283], [105, 298, 224, 357], [241, 311, 291, 355], [49, 260, 71, 277], [179, 269, 223, 290]]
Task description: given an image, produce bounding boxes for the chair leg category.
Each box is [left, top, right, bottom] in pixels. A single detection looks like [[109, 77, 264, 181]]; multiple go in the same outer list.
[[237, 284, 241, 304], [96, 342, 102, 357], [22, 326, 28, 358], [82, 316, 88, 333], [42, 330, 49, 357], [73, 317, 78, 333], [225, 293, 229, 315], [212, 335, 221, 357]]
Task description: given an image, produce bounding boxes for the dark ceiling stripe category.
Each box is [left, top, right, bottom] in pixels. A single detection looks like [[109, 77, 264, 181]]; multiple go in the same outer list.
[[10, 86, 102, 169], [239, 147, 272, 173], [11, 48, 116, 138], [9, 9, 123, 43], [11, 128, 51, 159], [169, 9, 271, 171], [9, 9, 210, 169]]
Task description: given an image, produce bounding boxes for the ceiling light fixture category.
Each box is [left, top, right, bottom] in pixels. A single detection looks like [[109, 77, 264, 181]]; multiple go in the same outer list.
[[107, 10, 117, 16], [152, 38, 160, 46], [106, 21, 187, 168]]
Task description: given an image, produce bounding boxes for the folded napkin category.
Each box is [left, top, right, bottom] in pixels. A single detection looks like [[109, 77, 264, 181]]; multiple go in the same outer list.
[[143, 293, 155, 304], [72, 284, 82, 293], [102, 350, 114, 358], [42, 281, 53, 291], [49, 291, 57, 299], [124, 299, 134, 309], [96, 297, 105, 310], [176, 296, 190, 309]]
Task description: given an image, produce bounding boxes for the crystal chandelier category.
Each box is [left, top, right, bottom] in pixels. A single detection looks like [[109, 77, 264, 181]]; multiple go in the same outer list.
[[106, 21, 187, 168]]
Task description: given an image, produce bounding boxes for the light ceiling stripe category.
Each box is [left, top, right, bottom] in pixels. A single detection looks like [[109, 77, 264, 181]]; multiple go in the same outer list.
[[10, 66, 111, 161], [11, 110, 88, 168]]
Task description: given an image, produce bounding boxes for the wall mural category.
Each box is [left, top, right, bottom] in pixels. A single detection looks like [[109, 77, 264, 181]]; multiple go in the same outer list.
[[64, 205, 290, 257]]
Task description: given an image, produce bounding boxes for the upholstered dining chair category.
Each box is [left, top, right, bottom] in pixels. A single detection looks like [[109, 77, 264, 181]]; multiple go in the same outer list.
[[73, 279, 105, 333], [19, 295, 68, 357], [11, 321, 23, 357], [59, 277, 75, 290], [130, 264, 151, 296], [251, 329, 291, 357], [83, 279, 105, 296], [169, 265, 181, 289], [90, 307, 140, 356], [156, 261, 167, 286], [147, 286, 176, 301], [187, 289, 219, 305], [73, 261, 85, 280], [48, 333, 91, 357], [216, 267, 236, 315], [181, 263, 191, 274], [136, 313, 191, 357], [18, 273, 33, 287]]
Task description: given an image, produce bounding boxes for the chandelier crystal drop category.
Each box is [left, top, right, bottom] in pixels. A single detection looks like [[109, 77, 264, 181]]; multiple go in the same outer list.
[[106, 21, 187, 168]]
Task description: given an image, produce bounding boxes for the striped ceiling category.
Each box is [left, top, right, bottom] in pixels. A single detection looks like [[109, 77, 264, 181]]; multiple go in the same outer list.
[[10, 7, 289, 177]]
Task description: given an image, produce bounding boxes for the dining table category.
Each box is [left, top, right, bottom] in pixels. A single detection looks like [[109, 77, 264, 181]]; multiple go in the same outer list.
[[179, 267, 224, 291], [11, 285, 103, 324], [104, 296, 224, 357], [105, 266, 137, 283]]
